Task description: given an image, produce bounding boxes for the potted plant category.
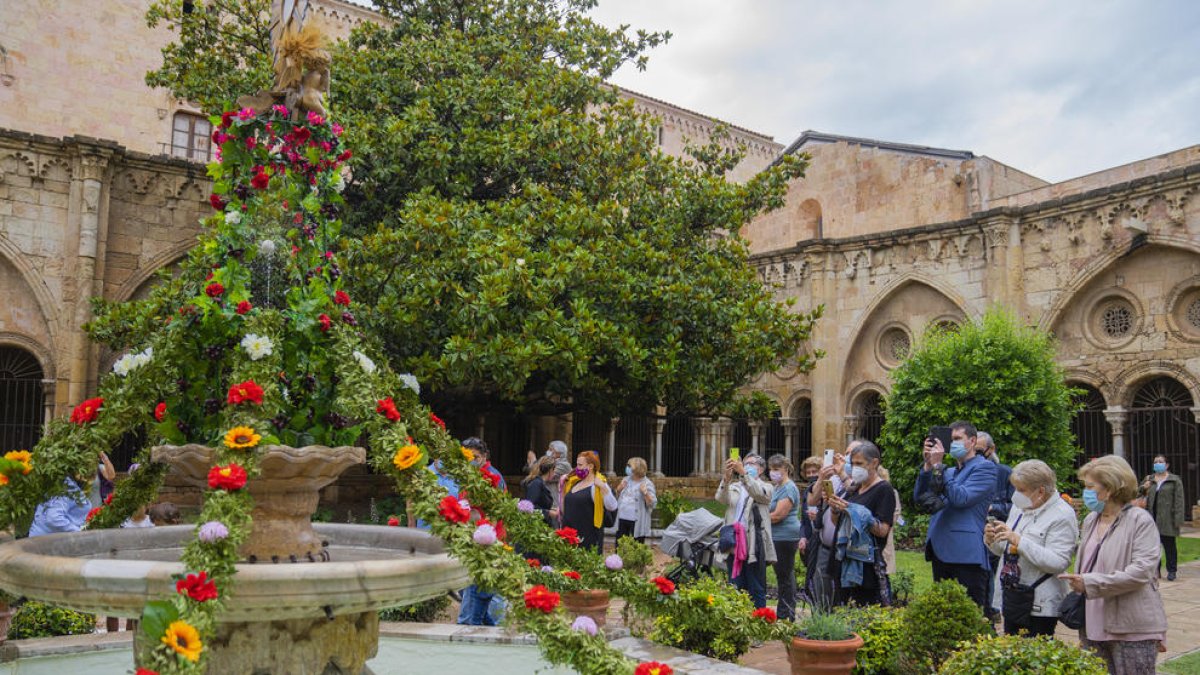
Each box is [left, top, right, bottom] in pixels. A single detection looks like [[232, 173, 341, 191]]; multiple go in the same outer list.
[[788, 611, 863, 675], [533, 565, 610, 628]]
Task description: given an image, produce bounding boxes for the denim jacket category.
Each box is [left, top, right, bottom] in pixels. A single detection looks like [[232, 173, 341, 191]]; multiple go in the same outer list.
[[835, 502, 877, 588]]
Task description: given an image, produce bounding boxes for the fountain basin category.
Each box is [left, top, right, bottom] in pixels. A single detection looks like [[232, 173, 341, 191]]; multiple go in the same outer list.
[[0, 524, 469, 621]]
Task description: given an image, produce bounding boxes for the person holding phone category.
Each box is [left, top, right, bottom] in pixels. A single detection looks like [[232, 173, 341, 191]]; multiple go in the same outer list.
[[826, 440, 896, 606], [716, 452, 775, 609], [914, 420, 997, 611], [805, 443, 852, 609]]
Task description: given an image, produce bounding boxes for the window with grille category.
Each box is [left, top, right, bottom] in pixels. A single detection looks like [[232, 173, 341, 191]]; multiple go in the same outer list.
[[171, 112, 213, 162]]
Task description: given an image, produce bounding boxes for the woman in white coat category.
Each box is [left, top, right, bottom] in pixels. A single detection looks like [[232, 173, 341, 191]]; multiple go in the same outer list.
[[984, 459, 1079, 636]]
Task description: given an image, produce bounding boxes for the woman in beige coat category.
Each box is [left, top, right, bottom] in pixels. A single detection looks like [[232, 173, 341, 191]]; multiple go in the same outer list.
[[716, 453, 775, 609], [1061, 455, 1167, 675]]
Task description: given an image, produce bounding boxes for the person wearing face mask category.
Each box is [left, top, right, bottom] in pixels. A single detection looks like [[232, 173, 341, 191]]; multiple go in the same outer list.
[[1060, 455, 1167, 674], [977, 431, 1013, 620], [805, 443, 852, 610], [984, 460, 1078, 636], [825, 441, 896, 606], [766, 454, 802, 620], [614, 457, 657, 544], [914, 420, 997, 611], [1138, 455, 1184, 581], [716, 452, 775, 609], [561, 451, 618, 552]]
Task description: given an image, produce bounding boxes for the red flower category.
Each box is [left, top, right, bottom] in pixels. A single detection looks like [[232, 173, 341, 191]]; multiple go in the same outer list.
[[136, 668, 160, 675], [209, 194, 226, 210], [227, 380, 264, 405], [651, 576, 676, 595], [175, 571, 219, 602], [387, 516, 400, 527], [318, 314, 332, 332], [85, 507, 102, 522], [337, 150, 353, 162], [292, 126, 312, 144], [376, 398, 401, 422], [207, 463, 248, 491], [437, 495, 471, 524], [250, 168, 270, 190], [634, 663, 673, 675], [334, 290, 351, 306], [219, 110, 236, 128], [555, 527, 581, 546], [523, 585, 560, 613], [429, 413, 446, 430], [104, 493, 113, 505], [480, 464, 501, 489], [235, 300, 252, 315], [70, 397, 104, 424], [205, 282, 225, 298], [563, 570, 581, 581], [752, 607, 777, 623], [526, 558, 541, 568], [154, 401, 166, 422]]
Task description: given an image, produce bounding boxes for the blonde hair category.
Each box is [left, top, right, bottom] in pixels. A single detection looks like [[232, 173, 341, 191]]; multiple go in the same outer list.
[[626, 457, 648, 478], [800, 456, 823, 475], [1011, 459, 1057, 495], [1078, 455, 1139, 504]]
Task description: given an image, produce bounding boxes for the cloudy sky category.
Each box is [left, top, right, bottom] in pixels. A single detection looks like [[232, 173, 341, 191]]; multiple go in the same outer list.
[[587, 1, 1200, 183]]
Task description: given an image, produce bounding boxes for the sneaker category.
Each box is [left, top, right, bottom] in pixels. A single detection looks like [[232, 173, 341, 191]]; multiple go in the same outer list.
[[1167, 571, 1177, 581]]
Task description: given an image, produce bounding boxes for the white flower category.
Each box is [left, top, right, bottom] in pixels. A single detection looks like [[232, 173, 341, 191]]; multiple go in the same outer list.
[[225, 210, 242, 225], [353, 350, 376, 374], [399, 373, 420, 395], [515, 258, 525, 266], [241, 334, 274, 361], [331, 172, 346, 193], [258, 239, 277, 256], [112, 346, 153, 376]]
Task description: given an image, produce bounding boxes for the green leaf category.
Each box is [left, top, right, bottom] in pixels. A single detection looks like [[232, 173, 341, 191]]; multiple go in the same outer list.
[[140, 600, 179, 644]]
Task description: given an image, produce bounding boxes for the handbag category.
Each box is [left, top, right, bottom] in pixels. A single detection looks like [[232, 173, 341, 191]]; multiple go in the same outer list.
[[1059, 506, 1128, 630], [718, 484, 753, 553], [1002, 574, 1052, 626]]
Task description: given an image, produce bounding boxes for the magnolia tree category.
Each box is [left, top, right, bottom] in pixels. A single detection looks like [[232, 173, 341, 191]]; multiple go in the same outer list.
[[137, 0, 822, 420], [877, 309, 1080, 503]]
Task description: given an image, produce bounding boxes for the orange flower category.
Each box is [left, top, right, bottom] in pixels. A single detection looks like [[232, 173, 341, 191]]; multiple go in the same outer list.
[[161, 620, 203, 662], [223, 426, 261, 450], [393, 444, 423, 471], [4, 450, 33, 474], [460, 446, 474, 462]]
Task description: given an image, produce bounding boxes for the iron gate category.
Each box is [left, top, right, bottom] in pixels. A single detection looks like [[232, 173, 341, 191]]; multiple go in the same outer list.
[[1070, 384, 1112, 468], [1128, 377, 1198, 521], [0, 347, 44, 452], [858, 391, 885, 444]]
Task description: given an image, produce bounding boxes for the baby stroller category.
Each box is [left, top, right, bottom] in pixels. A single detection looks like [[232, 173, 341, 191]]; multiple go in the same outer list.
[[660, 508, 724, 585]]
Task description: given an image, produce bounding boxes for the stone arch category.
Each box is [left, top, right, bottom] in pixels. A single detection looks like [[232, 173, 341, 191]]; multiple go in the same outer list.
[[113, 242, 194, 302], [784, 389, 814, 419], [796, 198, 822, 240], [1061, 369, 1115, 404], [1112, 361, 1200, 410], [1038, 237, 1200, 333], [0, 233, 58, 344], [0, 343, 47, 450], [840, 275, 971, 380], [0, 332, 55, 379], [846, 383, 888, 444]]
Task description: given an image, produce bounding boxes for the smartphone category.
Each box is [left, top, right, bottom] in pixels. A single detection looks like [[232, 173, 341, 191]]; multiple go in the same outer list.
[[822, 480, 835, 499], [822, 448, 835, 468], [928, 426, 953, 453], [987, 516, 998, 525], [729, 447, 740, 461]]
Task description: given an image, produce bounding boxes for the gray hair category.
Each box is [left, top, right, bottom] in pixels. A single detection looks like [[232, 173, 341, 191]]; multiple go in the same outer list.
[[1011, 459, 1057, 495], [849, 439, 881, 464], [976, 432, 995, 451], [548, 440, 568, 459]]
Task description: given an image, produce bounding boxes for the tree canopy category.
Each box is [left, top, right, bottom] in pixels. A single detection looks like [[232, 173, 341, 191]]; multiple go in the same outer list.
[[877, 309, 1081, 503], [141, 0, 821, 419]]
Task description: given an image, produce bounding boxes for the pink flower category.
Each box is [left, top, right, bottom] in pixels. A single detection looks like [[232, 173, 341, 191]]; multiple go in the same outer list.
[[473, 524, 497, 546], [331, 123, 344, 136], [306, 111, 325, 126], [517, 499, 535, 513], [605, 554, 624, 570], [272, 104, 289, 116], [237, 107, 256, 121], [571, 615, 598, 636]]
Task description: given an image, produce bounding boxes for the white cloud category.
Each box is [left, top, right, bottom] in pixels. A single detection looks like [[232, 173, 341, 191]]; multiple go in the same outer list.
[[589, 0, 1200, 182]]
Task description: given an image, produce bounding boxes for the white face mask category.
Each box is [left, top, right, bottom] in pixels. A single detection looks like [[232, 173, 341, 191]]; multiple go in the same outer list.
[[1012, 490, 1035, 511], [850, 465, 869, 484]]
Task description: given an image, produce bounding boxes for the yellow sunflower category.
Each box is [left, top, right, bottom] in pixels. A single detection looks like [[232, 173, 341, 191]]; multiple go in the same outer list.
[[460, 446, 474, 462], [393, 444, 423, 471], [4, 450, 32, 474], [223, 426, 261, 450], [161, 620, 203, 662]]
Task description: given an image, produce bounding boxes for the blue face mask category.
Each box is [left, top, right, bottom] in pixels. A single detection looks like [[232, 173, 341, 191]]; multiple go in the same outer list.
[[745, 466, 758, 479], [1082, 488, 1105, 513], [1153, 462, 1167, 474], [625, 465, 632, 477], [949, 441, 968, 461]]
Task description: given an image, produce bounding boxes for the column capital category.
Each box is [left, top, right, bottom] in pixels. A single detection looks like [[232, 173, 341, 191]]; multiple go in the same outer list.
[[1103, 406, 1128, 433], [780, 416, 797, 431], [655, 417, 668, 431]]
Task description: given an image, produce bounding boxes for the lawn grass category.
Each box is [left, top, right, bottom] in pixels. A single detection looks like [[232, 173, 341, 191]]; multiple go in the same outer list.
[[1177, 536, 1200, 564], [1161, 649, 1200, 675]]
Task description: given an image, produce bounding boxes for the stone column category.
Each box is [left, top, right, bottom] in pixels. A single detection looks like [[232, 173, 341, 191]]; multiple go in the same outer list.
[[66, 149, 112, 404], [842, 415, 860, 446], [606, 417, 619, 473], [654, 417, 667, 475], [41, 379, 56, 431], [748, 421, 762, 455], [1104, 407, 1128, 459], [693, 417, 709, 475], [781, 417, 797, 463]]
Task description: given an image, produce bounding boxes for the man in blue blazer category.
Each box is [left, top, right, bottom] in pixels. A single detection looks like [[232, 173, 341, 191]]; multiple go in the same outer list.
[[913, 420, 997, 610]]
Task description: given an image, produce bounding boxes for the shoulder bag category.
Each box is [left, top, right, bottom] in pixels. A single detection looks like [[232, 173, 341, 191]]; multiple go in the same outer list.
[[1059, 507, 1127, 630]]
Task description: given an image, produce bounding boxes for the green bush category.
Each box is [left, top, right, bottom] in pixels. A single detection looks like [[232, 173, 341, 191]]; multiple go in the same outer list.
[[892, 514, 929, 551], [878, 308, 1080, 505], [889, 570, 915, 607], [616, 535, 654, 576], [798, 611, 853, 641], [654, 491, 691, 526], [9, 601, 96, 640], [377, 594, 451, 623], [938, 634, 1106, 675], [836, 604, 905, 674], [897, 580, 991, 674], [647, 574, 754, 661]]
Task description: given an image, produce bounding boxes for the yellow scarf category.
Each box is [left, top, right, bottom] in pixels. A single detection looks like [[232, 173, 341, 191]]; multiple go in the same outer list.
[[564, 473, 608, 528]]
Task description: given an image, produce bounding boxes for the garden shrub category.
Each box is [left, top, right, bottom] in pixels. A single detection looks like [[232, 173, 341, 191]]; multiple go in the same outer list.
[[889, 570, 915, 607], [937, 634, 1106, 674], [616, 535, 654, 576], [896, 580, 991, 674], [8, 601, 96, 639], [654, 491, 691, 526], [892, 514, 929, 550], [647, 574, 755, 661], [835, 604, 905, 674], [377, 594, 451, 623]]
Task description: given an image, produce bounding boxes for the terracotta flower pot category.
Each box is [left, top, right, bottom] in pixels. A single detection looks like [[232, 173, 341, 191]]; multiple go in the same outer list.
[[561, 589, 609, 628], [787, 632, 864, 675]]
